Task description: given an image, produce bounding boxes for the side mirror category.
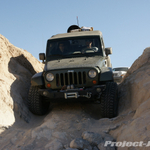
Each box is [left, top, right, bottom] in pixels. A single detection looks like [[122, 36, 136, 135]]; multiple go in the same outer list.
[[39, 53, 45, 63], [105, 47, 112, 56]]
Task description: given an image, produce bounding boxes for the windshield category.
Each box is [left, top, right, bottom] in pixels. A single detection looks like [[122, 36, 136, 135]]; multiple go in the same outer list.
[[113, 67, 129, 71], [46, 36, 102, 60]]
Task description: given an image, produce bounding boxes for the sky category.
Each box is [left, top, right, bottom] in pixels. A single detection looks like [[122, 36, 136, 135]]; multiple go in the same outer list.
[[0, 0, 150, 68]]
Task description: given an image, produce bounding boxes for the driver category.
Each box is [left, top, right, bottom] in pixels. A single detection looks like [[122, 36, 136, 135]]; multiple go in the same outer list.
[[85, 40, 92, 49], [57, 42, 68, 54], [82, 40, 98, 53]]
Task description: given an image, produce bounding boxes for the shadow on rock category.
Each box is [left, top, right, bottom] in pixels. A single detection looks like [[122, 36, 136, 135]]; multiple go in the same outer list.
[[0, 55, 47, 150], [8, 55, 43, 124], [50, 101, 102, 120]]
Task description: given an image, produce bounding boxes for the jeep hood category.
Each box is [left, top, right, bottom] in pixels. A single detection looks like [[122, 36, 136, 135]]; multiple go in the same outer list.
[[46, 56, 105, 70]]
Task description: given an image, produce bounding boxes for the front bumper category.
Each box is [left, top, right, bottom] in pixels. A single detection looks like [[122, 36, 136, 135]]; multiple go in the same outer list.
[[39, 85, 105, 100]]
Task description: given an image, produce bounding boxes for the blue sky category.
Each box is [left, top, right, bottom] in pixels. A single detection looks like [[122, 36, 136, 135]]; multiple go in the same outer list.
[[0, 0, 150, 68]]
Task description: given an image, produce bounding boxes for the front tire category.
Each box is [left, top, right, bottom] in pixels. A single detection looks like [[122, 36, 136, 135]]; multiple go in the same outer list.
[[28, 86, 50, 115], [101, 82, 118, 118]]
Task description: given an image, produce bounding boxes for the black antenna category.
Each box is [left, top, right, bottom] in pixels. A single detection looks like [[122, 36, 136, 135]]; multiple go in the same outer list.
[[77, 16, 79, 26]]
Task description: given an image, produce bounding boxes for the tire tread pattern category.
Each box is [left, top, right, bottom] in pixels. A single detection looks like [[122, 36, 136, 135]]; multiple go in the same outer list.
[[28, 86, 50, 115], [101, 82, 118, 118]]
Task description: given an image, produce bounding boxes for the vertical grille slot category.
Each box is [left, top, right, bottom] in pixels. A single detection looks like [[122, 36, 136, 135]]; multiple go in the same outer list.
[[83, 71, 86, 84], [65, 73, 68, 85], [78, 72, 82, 84], [60, 73, 64, 86], [74, 72, 77, 84], [56, 74, 59, 86], [56, 71, 87, 87], [69, 73, 73, 85]]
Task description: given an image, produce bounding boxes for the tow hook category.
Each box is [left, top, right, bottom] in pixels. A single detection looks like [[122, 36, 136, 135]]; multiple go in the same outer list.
[[84, 92, 92, 98]]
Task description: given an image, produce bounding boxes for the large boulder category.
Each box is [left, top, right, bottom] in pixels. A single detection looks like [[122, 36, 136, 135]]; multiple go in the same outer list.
[[0, 34, 44, 127], [119, 47, 150, 114], [112, 47, 150, 148]]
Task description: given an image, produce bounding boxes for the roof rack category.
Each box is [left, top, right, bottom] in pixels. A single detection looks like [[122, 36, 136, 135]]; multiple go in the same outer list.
[[67, 25, 93, 33]]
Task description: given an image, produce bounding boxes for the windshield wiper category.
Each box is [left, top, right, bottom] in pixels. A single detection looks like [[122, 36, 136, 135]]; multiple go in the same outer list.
[[69, 51, 82, 55], [71, 53, 82, 55]]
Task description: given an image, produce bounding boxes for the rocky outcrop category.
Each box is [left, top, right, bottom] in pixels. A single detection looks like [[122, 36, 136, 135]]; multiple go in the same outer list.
[[0, 34, 44, 127], [69, 131, 115, 150], [0, 34, 150, 150], [112, 47, 150, 149]]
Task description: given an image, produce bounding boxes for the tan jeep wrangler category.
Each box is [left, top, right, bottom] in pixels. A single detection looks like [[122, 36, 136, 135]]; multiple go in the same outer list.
[[28, 25, 118, 118]]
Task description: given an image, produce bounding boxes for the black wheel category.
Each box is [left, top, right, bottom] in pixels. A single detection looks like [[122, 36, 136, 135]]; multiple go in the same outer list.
[[28, 86, 50, 115], [101, 82, 118, 118]]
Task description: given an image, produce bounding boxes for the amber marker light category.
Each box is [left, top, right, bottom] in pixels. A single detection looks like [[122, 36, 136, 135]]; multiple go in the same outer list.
[[47, 83, 51, 88], [93, 80, 97, 84]]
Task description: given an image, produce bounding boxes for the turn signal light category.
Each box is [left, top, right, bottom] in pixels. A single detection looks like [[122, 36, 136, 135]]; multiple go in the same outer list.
[[93, 80, 97, 84], [47, 83, 51, 88]]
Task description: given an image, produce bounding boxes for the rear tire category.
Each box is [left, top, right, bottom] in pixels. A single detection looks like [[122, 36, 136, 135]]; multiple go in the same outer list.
[[101, 82, 118, 118], [28, 86, 50, 115]]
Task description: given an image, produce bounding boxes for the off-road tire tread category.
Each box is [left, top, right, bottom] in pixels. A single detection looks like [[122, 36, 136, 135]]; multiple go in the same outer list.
[[101, 82, 118, 118], [28, 86, 50, 115]]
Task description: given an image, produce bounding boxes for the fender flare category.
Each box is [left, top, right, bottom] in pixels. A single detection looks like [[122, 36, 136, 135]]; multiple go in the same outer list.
[[100, 67, 114, 82], [31, 72, 44, 87]]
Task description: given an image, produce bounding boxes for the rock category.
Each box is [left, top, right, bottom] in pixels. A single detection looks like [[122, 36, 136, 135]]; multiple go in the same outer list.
[[93, 146, 99, 150], [114, 47, 150, 142], [82, 131, 103, 146], [98, 141, 115, 150], [76, 120, 79, 123], [119, 47, 150, 113], [64, 148, 78, 150], [52, 132, 67, 140], [32, 126, 52, 140], [103, 135, 115, 142], [0, 34, 44, 126], [45, 139, 63, 150], [123, 47, 150, 80], [44, 119, 57, 130], [70, 138, 92, 150], [63, 144, 69, 149]]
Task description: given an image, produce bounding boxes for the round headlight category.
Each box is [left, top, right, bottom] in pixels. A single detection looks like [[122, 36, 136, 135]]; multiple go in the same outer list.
[[46, 73, 54, 81], [88, 70, 97, 78]]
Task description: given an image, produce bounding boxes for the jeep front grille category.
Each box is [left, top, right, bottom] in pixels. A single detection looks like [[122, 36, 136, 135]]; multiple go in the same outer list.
[[56, 71, 86, 87]]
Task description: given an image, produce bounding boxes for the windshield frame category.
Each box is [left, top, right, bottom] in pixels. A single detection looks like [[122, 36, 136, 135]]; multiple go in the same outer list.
[[46, 36, 103, 61]]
